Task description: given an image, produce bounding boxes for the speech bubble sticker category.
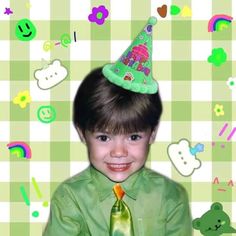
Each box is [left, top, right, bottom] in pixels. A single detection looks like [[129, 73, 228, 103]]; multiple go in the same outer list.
[[34, 59, 68, 90], [167, 139, 203, 177]]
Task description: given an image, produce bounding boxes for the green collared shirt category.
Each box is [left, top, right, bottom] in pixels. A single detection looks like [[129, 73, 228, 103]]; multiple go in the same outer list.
[[43, 165, 192, 236]]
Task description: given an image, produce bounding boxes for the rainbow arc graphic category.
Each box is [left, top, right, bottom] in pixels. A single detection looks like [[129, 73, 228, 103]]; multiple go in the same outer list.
[[208, 14, 233, 32], [7, 141, 32, 159]]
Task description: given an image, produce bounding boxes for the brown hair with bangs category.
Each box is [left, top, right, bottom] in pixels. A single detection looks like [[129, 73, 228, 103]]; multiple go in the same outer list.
[[73, 67, 163, 136]]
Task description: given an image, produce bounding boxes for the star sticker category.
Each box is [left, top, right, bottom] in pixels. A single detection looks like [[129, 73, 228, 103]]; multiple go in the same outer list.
[[4, 7, 13, 15]]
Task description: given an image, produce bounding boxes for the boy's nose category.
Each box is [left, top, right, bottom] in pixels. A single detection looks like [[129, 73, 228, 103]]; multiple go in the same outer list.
[[110, 141, 128, 158]]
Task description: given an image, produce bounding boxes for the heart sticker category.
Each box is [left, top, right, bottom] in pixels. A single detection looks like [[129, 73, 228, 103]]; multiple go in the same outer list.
[[157, 4, 167, 18]]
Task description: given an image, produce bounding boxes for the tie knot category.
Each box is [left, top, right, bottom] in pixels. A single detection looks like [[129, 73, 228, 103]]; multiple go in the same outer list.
[[113, 183, 125, 200]]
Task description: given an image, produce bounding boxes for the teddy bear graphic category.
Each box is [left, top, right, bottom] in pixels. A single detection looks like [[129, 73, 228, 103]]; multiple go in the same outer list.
[[192, 202, 236, 235]]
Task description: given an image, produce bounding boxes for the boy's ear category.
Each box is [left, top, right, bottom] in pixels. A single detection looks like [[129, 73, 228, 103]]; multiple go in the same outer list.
[[76, 127, 86, 143], [149, 125, 159, 144]]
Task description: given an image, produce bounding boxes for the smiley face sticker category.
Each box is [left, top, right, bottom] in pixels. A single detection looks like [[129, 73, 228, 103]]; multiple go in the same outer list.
[[37, 105, 56, 124], [15, 18, 36, 41]]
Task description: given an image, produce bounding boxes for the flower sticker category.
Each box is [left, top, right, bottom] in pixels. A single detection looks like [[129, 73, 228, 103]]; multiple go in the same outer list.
[[208, 48, 227, 66], [13, 90, 31, 108], [227, 77, 236, 90], [88, 5, 109, 25], [213, 104, 224, 117]]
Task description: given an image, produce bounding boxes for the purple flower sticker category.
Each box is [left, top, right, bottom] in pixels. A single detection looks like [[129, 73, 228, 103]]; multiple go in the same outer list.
[[88, 5, 109, 25]]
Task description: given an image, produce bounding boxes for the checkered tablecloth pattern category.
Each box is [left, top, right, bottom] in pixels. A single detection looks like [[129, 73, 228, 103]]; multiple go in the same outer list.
[[0, 0, 236, 235]]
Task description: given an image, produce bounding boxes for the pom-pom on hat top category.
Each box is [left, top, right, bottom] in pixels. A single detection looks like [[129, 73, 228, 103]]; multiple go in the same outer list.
[[102, 16, 158, 94]]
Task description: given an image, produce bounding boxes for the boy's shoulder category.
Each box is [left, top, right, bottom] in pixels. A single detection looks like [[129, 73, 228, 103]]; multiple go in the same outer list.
[[52, 166, 92, 200], [142, 167, 188, 198], [64, 166, 92, 184]]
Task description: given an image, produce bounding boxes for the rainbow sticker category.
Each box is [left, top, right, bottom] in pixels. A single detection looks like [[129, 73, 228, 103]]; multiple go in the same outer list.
[[7, 141, 32, 159], [208, 14, 233, 32]]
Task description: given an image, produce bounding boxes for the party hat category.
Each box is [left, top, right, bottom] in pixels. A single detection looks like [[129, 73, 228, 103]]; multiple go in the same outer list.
[[102, 17, 158, 94]]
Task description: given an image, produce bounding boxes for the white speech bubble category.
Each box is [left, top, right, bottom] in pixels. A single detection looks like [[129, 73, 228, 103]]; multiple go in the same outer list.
[[34, 60, 68, 90], [167, 139, 201, 177]]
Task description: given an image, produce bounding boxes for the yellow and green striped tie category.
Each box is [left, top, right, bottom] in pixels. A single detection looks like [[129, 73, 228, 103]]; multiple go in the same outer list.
[[110, 183, 134, 236]]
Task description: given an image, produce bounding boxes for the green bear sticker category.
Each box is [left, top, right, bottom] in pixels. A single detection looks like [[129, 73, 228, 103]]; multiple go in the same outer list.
[[192, 202, 236, 235]]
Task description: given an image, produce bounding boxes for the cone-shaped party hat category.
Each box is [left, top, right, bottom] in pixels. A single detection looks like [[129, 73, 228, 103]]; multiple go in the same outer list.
[[102, 17, 158, 94]]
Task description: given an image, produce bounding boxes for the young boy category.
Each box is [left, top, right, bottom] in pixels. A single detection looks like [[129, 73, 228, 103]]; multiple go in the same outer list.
[[43, 17, 192, 236]]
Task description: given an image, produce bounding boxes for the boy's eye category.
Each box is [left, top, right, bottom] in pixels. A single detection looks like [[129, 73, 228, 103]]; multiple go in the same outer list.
[[129, 134, 141, 141], [96, 135, 109, 142]]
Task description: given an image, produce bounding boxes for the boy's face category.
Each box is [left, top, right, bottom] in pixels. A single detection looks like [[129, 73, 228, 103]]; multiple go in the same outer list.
[[79, 128, 157, 182]]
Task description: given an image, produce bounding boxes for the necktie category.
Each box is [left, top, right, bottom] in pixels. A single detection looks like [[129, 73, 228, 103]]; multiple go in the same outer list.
[[110, 183, 134, 236]]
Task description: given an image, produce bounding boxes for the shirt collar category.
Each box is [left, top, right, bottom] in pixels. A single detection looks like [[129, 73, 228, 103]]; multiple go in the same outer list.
[[90, 165, 144, 202]]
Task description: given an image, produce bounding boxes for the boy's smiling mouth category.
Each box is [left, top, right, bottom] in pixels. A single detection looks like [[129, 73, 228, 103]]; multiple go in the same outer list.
[[106, 162, 132, 172]]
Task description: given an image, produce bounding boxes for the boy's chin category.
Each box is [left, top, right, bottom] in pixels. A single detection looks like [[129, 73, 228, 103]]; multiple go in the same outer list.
[[107, 174, 129, 183], [106, 170, 137, 183]]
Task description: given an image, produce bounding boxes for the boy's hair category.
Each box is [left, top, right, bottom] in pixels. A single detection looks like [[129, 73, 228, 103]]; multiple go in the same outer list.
[[73, 67, 163, 135]]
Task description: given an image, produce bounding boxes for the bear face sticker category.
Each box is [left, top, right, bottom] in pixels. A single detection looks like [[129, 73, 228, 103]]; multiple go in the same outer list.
[[192, 202, 236, 235]]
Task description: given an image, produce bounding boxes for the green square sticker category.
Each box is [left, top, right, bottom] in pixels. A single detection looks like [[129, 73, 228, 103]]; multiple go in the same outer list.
[[51, 122, 70, 141], [50, 142, 70, 161], [172, 41, 191, 60], [212, 27, 232, 41], [91, 41, 110, 61], [50, 21, 70, 40], [212, 142, 232, 162], [172, 21, 191, 40], [0, 21, 10, 40], [172, 122, 191, 141], [0, 102, 10, 121], [50, 162, 70, 182], [180, 182, 192, 200], [172, 81, 191, 101], [131, 20, 146, 39], [0, 62, 10, 81], [70, 142, 88, 161], [10, 61, 30, 81], [50, 102, 70, 121], [10, 223, 29, 235], [49, 182, 61, 198], [10, 103, 29, 121], [192, 102, 212, 121], [191, 183, 212, 201], [212, 61, 231, 81], [172, 61, 191, 81], [172, 101, 192, 121], [111, 21, 131, 40], [51, 0, 70, 20], [9, 122, 29, 142], [91, 21, 111, 40], [0, 183, 10, 201], [10, 182, 30, 202]]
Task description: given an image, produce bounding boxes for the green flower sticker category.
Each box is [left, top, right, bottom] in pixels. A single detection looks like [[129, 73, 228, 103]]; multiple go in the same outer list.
[[208, 48, 227, 66], [213, 104, 224, 117]]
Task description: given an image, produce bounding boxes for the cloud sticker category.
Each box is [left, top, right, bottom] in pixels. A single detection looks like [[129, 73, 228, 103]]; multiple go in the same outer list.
[[34, 60, 68, 90], [167, 139, 203, 177]]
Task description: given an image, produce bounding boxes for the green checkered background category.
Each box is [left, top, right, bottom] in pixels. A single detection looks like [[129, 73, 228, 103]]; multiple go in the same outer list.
[[0, 0, 236, 235]]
